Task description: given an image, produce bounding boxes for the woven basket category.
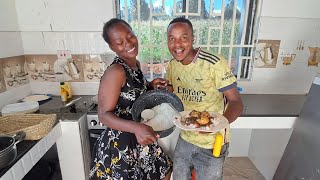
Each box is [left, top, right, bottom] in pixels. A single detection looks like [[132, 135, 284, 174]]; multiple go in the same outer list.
[[0, 114, 57, 140]]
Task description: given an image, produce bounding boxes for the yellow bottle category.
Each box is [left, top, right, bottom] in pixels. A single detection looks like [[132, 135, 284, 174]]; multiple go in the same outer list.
[[64, 82, 72, 98], [60, 89, 68, 102], [213, 132, 223, 157], [60, 82, 72, 100]]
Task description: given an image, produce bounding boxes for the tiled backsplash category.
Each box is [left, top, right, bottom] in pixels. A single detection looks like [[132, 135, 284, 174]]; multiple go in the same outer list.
[[0, 53, 115, 94], [0, 56, 29, 90]]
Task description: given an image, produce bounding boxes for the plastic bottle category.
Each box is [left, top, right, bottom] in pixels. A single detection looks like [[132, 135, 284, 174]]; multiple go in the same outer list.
[[212, 132, 223, 157], [60, 89, 68, 102], [64, 82, 72, 98], [60, 82, 72, 100]]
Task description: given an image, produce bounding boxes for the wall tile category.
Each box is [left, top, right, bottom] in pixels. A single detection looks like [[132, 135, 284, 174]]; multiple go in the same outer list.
[[0, 56, 29, 90], [0, 61, 7, 93], [83, 54, 115, 82], [25, 55, 57, 82]]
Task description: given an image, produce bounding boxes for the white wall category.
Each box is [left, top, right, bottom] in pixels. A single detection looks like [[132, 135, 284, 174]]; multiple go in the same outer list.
[[0, 84, 32, 109], [2, 0, 320, 96], [0, 0, 23, 58], [0, 0, 30, 109], [238, 0, 320, 94], [16, 0, 114, 55]]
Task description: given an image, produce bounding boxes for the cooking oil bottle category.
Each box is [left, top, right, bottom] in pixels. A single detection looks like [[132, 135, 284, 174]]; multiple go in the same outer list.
[[60, 82, 72, 101], [213, 132, 223, 157]]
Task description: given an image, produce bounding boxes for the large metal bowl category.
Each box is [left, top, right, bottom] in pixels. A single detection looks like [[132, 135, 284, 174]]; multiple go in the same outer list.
[[132, 89, 184, 122]]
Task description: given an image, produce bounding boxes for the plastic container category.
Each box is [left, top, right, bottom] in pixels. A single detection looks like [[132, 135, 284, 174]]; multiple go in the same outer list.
[[60, 82, 72, 100], [60, 90, 68, 102], [212, 132, 223, 157], [64, 82, 72, 98]]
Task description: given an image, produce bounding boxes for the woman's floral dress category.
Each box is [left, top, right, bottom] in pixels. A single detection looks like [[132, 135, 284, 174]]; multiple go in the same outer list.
[[89, 57, 172, 180]]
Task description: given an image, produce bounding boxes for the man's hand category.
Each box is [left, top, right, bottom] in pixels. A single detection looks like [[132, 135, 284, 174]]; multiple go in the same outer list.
[[150, 78, 169, 90]]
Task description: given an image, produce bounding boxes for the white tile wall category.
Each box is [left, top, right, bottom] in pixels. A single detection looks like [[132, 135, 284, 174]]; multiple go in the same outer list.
[[257, 17, 320, 40], [0, 84, 31, 109], [238, 16, 320, 94], [15, 0, 114, 31], [0, 0, 19, 31], [30, 81, 99, 95], [2, 0, 319, 95], [0, 32, 24, 58], [21, 32, 111, 54], [261, 0, 320, 18], [47, 0, 114, 31], [15, 0, 52, 31]]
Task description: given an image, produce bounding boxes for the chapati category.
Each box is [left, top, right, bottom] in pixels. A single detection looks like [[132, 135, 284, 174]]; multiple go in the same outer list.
[[142, 103, 180, 131], [22, 94, 50, 102]]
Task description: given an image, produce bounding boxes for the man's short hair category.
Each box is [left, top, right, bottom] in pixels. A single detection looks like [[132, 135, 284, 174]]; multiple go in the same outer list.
[[168, 17, 193, 33]]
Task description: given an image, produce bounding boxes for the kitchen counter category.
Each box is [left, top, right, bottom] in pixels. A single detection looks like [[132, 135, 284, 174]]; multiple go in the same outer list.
[[0, 94, 307, 180], [37, 95, 95, 120], [0, 123, 62, 180], [0, 95, 95, 180], [240, 94, 306, 117], [38, 94, 306, 117]]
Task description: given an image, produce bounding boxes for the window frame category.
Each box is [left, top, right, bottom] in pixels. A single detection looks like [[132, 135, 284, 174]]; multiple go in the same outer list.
[[114, 0, 261, 81]]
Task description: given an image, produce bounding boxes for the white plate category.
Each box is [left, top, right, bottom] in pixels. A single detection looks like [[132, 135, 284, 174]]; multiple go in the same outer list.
[[22, 94, 51, 102], [173, 111, 229, 133], [1, 101, 39, 115]]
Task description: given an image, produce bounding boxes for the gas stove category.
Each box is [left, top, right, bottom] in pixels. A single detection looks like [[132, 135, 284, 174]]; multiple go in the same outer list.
[[86, 104, 107, 130], [86, 104, 106, 154]]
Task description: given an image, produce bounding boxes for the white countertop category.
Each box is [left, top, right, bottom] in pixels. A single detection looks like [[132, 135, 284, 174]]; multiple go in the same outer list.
[[0, 123, 62, 180]]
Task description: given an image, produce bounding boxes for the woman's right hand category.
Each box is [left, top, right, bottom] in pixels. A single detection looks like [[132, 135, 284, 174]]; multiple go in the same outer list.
[[133, 123, 159, 145]]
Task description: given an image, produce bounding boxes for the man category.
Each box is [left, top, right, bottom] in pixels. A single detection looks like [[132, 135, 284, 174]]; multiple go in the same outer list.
[[166, 17, 243, 180]]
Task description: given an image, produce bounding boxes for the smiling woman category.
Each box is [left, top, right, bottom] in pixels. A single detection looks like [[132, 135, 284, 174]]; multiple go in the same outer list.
[[89, 18, 172, 180]]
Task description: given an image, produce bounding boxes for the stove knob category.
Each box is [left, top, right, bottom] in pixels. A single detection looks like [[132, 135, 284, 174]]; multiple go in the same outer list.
[[99, 122, 104, 127], [90, 120, 97, 126]]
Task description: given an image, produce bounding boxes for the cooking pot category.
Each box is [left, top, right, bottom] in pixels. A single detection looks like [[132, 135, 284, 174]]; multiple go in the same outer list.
[[132, 89, 184, 138], [0, 131, 26, 169]]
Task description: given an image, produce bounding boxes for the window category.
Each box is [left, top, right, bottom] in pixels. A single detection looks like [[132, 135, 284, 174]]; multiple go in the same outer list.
[[115, 0, 259, 80]]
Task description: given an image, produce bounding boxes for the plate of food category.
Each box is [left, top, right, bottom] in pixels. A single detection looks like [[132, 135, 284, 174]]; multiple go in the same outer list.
[[173, 110, 229, 133]]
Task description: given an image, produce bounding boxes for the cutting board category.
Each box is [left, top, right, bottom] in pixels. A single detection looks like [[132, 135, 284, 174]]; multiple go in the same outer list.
[[1, 101, 39, 115]]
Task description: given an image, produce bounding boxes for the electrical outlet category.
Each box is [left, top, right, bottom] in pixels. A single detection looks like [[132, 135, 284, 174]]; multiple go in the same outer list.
[[57, 50, 72, 59]]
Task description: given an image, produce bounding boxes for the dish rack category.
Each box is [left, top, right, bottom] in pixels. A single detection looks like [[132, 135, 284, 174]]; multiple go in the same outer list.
[[0, 114, 57, 140]]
